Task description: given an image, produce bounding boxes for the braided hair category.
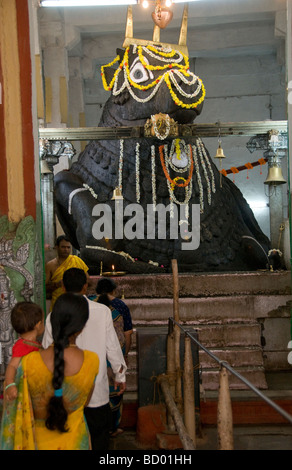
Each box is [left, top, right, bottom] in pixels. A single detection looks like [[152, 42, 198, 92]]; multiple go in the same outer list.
[[96, 278, 116, 308], [45, 293, 89, 432]]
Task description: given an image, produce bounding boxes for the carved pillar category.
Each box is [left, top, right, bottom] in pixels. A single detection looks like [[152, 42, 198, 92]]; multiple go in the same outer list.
[[246, 131, 287, 250], [287, 0, 292, 271], [0, 0, 44, 384], [39, 138, 75, 254]]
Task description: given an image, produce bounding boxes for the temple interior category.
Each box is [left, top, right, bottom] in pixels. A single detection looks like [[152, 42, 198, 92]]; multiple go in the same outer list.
[[0, 0, 292, 451]]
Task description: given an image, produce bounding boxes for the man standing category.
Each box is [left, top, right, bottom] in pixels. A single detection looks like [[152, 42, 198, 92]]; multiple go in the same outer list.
[[42, 267, 127, 451], [45, 235, 90, 309]]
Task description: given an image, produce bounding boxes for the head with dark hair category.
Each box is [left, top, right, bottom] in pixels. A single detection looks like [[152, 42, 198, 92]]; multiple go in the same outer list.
[[55, 234, 71, 246], [96, 278, 117, 309], [11, 302, 43, 335], [96, 277, 116, 295], [62, 268, 87, 293], [45, 293, 89, 433]]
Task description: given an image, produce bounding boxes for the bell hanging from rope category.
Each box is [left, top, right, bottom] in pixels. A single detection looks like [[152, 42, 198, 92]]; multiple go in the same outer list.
[[264, 166, 286, 185], [111, 187, 123, 200], [214, 141, 226, 188], [214, 142, 226, 160]]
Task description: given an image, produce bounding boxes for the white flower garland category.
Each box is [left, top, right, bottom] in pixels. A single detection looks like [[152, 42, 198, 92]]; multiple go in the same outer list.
[[192, 145, 204, 214], [151, 145, 157, 210], [169, 71, 201, 98], [112, 64, 202, 106], [196, 142, 212, 206], [197, 138, 216, 195], [142, 45, 184, 64], [163, 145, 193, 219], [118, 139, 124, 192], [135, 142, 140, 203], [268, 248, 282, 257], [85, 245, 135, 263], [82, 184, 98, 199]]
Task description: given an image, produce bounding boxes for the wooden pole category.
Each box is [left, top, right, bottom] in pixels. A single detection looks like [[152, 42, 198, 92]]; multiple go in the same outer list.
[[171, 259, 179, 322], [171, 259, 183, 413], [158, 375, 196, 450], [166, 330, 176, 432], [217, 365, 234, 450], [183, 336, 196, 447]]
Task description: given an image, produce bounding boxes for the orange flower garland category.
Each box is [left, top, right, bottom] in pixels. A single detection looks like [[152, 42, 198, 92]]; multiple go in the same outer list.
[[159, 144, 194, 188]]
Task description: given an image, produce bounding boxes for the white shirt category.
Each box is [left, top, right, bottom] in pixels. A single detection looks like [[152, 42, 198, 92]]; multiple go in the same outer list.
[[42, 296, 127, 408]]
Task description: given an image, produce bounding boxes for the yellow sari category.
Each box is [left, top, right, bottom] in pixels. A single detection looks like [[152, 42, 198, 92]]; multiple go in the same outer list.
[[50, 255, 89, 309], [0, 350, 99, 450]]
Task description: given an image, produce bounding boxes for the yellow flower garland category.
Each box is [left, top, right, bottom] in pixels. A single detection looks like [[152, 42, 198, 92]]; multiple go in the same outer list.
[[101, 45, 206, 109], [101, 54, 121, 91], [165, 74, 206, 109], [137, 46, 187, 72]]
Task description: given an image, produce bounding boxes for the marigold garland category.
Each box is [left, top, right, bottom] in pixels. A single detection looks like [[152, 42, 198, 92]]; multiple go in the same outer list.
[[159, 145, 194, 187], [220, 158, 267, 179], [101, 45, 206, 110]]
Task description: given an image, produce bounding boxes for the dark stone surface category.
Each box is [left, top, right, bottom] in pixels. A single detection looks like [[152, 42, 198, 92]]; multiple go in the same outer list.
[[54, 45, 270, 274]]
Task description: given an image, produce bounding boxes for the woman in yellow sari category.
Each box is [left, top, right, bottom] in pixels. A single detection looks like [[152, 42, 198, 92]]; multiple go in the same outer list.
[[0, 293, 99, 450]]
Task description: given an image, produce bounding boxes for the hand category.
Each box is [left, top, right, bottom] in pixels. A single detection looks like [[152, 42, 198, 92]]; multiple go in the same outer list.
[[114, 381, 126, 396], [5, 385, 18, 401]]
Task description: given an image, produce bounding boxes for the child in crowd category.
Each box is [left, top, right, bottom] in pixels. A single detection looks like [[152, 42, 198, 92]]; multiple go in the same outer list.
[[4, 302, 44, 401]]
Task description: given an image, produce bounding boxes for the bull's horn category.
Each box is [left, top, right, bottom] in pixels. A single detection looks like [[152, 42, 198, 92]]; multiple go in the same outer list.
[[153, 24, 160, 43], [125, 5, 133, 41], [178, 4, 188, 47]]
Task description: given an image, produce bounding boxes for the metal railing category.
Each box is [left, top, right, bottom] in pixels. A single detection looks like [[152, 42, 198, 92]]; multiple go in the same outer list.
[[156, 259, 292, 450], [158, 317, 292, 450]]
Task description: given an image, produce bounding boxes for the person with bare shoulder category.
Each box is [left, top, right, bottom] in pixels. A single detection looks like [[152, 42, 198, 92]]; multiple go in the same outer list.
[[45, 235, 90, 309]]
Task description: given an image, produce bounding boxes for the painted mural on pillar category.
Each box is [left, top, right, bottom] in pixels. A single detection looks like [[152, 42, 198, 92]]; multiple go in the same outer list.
[[54, 7, 270, 274], [0, 216, 42, 376]]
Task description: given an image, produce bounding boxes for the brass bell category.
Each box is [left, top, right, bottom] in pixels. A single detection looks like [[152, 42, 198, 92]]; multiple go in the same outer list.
[[214, 143, 226, 159], [111, 187, 123, 200], [264, 166, 286, 185]]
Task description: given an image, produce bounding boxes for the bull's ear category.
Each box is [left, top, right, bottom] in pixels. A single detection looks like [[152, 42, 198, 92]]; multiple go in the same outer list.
[[116, 48, 125, 62], [102, 66, 117, 88]]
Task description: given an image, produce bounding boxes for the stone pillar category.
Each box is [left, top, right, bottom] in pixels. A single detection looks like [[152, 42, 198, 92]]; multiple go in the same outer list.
[[287, 1, 292, 268], [0, 0, 44, 381]]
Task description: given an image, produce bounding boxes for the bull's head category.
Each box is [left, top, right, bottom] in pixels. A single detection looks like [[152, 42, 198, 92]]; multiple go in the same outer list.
[[100, 6, 205, 125]]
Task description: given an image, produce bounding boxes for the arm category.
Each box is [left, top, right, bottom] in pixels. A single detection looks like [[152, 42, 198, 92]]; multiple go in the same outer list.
[[4, 357, 21, 401], [105, 309, 127, 394], [124, 329, 133, 363], [45, 260, 61, 294], [42, 313, 53, 349]]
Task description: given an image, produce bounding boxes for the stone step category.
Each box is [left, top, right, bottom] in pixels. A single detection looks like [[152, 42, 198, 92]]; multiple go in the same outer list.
[[126, 336, 267, 392], [90, 271, 291, 298], [132, 321, 262, 348], [125, 363, 268, 393], [124, 295, 291, 322], [199, 347, 265, 369]]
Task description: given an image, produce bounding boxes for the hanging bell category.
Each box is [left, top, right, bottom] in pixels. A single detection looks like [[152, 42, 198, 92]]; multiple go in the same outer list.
[[214, 143, 226, 160], [111, 187, 123, 200], [264, 166, 286, 185]]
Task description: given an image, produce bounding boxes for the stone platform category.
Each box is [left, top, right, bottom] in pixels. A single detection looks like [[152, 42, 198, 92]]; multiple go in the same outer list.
[[89, 270, 292, 392]]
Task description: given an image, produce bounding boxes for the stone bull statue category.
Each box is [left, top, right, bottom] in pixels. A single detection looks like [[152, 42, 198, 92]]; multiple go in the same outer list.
[[54, 40, 270, 274]]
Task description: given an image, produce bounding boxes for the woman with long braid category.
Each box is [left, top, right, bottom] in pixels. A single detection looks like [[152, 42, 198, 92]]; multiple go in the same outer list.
[[1, 293, 99, 450]]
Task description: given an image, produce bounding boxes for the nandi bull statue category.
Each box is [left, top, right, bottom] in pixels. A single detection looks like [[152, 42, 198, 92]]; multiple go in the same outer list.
[[54, 5, 270, 274]]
